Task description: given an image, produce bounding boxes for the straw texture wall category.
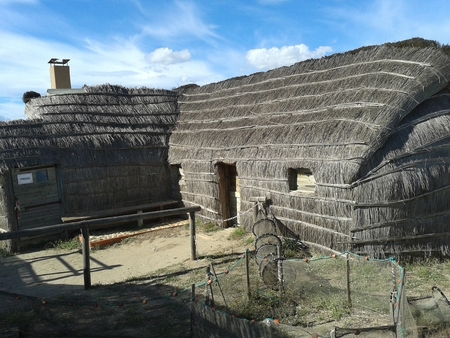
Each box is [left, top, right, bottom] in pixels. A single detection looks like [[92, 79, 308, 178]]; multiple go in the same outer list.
[[0, 85, 178, 235], [168, 43, 450, 258]]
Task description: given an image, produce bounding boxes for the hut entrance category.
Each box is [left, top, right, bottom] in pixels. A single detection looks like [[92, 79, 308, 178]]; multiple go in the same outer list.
[[216, 163, 240, 227], [12, 166, 62, 235]]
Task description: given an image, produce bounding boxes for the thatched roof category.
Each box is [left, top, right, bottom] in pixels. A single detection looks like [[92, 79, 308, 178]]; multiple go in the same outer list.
[[168, 44, 450, 185], [357, 89, 450, 188], [0, 85, 179, 173]]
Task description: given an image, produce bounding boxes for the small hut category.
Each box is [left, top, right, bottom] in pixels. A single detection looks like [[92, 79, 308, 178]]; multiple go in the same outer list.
[[0, 85, 179, 251], [168, 41, 450, 258]]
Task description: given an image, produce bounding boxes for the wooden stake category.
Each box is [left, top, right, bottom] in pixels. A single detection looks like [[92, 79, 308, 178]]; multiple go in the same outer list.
[[81, 227, 91, 290], [277, 245, 284, 295], [211, 263, 228, 311], [189, 211, 197, 260], [245, 248, 251, 298], [205, 266, 214, 307], [346, 253, 352, 308]]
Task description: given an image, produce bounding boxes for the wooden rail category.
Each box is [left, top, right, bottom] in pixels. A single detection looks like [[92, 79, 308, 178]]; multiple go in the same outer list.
[[61, 200, 179, 223], [0, 206, 201, 290]]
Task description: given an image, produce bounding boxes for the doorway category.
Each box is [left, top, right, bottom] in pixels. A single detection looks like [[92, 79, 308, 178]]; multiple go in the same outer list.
[[216, 163, 240, 227]]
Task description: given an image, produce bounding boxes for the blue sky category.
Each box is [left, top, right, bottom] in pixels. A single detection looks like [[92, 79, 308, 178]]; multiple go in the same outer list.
[[1, 0, 450, 121]]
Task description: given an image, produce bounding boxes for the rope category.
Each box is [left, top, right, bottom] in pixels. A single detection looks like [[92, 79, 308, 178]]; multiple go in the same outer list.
[[196, 203, 258, 225]]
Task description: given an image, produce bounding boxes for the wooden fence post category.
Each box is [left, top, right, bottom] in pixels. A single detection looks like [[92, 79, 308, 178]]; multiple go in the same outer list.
[[0, 206, 201, 291], [189, 212, 197, 260], [277, 245, 284, 295], [249, 196, 267, 223], [346, 253, 352, 308], [191, 283, 196, 300], [245, 248, 251, 298], [81, 227, 91, 290]]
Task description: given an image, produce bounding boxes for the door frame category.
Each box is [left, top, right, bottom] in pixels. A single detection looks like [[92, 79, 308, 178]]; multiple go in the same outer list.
[[216, 163, 238, 228]]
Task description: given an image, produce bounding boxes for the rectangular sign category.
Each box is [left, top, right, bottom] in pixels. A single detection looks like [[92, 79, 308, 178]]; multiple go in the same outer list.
[[18, 173, 33, 185]]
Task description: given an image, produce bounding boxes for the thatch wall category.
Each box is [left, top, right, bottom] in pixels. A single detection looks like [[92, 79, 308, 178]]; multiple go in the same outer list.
[[351, 91, 450, 257], [0, 85, 178, 237], [168, 44, 450, 257]]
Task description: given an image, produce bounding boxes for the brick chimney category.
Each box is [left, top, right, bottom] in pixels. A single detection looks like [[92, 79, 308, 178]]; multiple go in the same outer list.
[[48, 58, 71, 89]]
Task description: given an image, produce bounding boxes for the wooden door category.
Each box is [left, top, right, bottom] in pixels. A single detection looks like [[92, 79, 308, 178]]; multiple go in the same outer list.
[[217, 163, 239, 227], [12, 166, 62, 232]]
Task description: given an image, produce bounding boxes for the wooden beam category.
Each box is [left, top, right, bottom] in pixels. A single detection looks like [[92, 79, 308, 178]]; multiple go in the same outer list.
[[0, 206, 201, 241], [81, 227, 91, 290], [0, 205, 202, 293], [189, 211, 197, 260], [350, 231, 450, 245], [61, 200, 179, 223]]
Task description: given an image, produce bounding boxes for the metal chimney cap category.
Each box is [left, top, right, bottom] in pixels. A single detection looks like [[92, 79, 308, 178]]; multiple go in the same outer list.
[[48, 58, 70, 65]]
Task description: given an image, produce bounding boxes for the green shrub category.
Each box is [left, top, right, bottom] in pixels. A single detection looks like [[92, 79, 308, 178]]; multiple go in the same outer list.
[[227, 227, 247, 240], [46, 237, 81, 251]]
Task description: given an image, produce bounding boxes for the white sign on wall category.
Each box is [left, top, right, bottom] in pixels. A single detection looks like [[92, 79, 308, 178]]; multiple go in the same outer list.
[[18, 173, 33, 185]]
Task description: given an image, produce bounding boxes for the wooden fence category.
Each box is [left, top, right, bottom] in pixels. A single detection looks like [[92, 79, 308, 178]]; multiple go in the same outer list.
[[0, 206, 201, 290]]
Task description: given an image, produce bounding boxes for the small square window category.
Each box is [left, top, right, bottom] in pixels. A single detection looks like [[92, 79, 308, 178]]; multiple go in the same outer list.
[[36, 170, 49, 182], [288, 168, 315, 193]]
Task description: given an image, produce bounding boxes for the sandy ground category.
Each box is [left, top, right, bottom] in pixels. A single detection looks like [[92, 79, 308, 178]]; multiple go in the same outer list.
[[0, 222, 247, 301]]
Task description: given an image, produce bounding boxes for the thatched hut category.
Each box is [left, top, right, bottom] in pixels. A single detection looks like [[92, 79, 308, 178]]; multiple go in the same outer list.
[[168, 42, 450, 258], [0, 85, 179, 251]]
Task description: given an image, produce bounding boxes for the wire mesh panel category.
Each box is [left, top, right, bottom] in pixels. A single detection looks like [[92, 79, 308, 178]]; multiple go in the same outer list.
[[408, 286, 450, 330], [255, 233, 282, 250], [398, 283, 419, 338], [255, 244, 278, 265], [283, 257, 347, 292], [181, 249, 419, 337], [347, 254, 394, 326], [280, 254, 418, 337], [259, 256, 279, 287], [252, 219, 277, 237]]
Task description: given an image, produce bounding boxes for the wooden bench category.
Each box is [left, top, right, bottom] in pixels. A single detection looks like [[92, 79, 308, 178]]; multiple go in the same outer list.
[[61, 200, 180, 226]]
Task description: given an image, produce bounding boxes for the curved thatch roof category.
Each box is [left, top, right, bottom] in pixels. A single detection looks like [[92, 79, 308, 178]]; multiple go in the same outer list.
[[168, 44, 450, 185], [0, 85, 178, 173], [357, 90, 450, 188]]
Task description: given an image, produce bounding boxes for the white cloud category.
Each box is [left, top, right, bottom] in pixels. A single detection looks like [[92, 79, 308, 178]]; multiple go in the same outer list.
[[147, 48, 191, 65], [326, 0, 450, 47], [246, 44, 332, 70], [0, 28, 225, 120], [80, 39, 218, 88], [139, 1, 220, 44]]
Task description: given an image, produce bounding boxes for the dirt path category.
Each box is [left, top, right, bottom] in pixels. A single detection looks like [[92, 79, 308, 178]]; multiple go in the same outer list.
[[0, 222, 253, 337], [0, 222, 246, 300]]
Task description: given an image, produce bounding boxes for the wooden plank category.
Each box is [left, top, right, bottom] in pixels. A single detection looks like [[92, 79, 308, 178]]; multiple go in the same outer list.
[[189, 212, 196, 260], [0, 206, 201, 240], [23, 200, 60, 211], [81, 227, 91, 290], [61, 200, 179, 223], [18, 205, 62, 231], [350, 231, 450, 245], [13, 166, 62, 234], [0, 206, 202, 241]]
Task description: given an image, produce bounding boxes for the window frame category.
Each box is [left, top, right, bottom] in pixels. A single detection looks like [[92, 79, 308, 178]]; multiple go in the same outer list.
[[288, 168, 316, 193]]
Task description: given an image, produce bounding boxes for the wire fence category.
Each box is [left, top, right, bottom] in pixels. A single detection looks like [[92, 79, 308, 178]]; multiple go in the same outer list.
[[172, 246, 423, 337], [164, 207, 450, 337]]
